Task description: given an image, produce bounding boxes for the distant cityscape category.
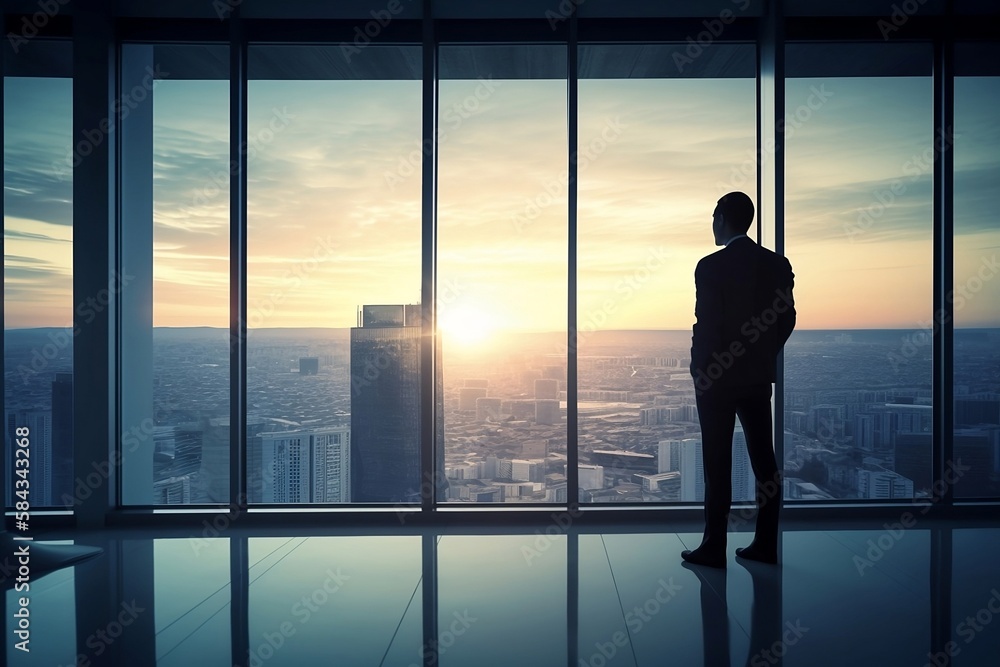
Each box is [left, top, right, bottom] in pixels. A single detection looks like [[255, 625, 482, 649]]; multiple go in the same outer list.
[[5, 321, 1000, 507]]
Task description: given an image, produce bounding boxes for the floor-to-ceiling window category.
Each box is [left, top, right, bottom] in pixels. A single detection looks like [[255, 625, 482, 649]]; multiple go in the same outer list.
[[79, 7, 1000, 517], [120, 44, 231, 505], [576, 42, 757, 504], [952, 41, 1000, 499], [245, 44, 423, 505], [3, 39, 73, 511], [782, 42, 934, 502], [437, 44, 568, 504]]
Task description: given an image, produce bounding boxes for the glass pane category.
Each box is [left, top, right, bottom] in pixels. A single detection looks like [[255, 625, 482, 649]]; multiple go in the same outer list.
[[437, 44, 568, 504], [246, 45, 422, 504], [577, 43, 757, 503], [953, 43, 1000, 499], [783, 43, 933, 501], [4, 42, 73, 509], [120, 44, 230, 505]]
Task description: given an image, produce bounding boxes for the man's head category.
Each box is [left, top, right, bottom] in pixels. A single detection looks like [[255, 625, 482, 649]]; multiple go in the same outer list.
[[712, 191, 754, 246]]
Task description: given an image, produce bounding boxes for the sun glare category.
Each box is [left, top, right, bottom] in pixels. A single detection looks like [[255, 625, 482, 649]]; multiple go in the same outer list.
[[439, 305, 495, 347]]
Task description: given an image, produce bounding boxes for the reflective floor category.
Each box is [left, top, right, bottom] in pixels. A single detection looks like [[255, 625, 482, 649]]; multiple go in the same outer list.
[[5, 524, 1000, 666]]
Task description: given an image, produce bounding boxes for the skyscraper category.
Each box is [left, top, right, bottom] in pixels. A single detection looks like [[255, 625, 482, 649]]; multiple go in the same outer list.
[[350, 304, 444, 502], [50, 372, 74, 505], [254, 428, 351, 503], [6, 409, 52, 505], [676, 428, 755, 503], [857, 468, 914, 499]]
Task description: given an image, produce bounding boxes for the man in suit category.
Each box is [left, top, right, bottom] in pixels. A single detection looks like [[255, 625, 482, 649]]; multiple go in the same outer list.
[[682, 191, 795, 568]]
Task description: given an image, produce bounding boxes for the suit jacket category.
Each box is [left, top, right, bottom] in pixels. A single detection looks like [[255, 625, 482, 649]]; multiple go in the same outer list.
[[690, 236, 795, 391]]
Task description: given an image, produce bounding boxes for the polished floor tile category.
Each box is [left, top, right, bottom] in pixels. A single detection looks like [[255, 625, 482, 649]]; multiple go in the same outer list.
[[5, 526, 1000, 666]]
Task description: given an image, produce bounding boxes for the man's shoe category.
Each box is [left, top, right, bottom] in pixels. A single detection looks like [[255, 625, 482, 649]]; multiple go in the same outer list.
[[735, 544, 778, 565], [681, 547, 726, 569]]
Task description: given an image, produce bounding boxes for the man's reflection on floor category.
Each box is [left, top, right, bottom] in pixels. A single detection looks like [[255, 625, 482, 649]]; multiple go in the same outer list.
[[682, 559, 783, 667]]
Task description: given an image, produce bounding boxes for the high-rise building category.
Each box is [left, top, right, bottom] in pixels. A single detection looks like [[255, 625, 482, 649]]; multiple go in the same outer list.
[[857, 468, 914, 499], [534, 378, 559, 399], [476, 397, 503, 422], [676, 429, 755, 503], [299, 357, 319, 375], [5, 409, 52, 506], [894, 433, 931, 492], [534, 399, 560, 425], [510, 458, 545, 483], [350, 304, 444, 502], [854, 413, 875, 452], [459, 386, 488, 411], [955, 398, 1000, 427], [153, 476, 193, 504], [954, 429, 994, 497], [254, 428, 351, 503], [578, 464, 605, 490], [50, 372, 74, 506]]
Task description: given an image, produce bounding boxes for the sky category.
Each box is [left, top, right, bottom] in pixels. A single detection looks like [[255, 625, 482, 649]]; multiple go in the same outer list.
[[4, 67, 999, 333]]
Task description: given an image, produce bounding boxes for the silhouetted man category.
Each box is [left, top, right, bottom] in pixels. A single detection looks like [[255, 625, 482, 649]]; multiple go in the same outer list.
[[682, 191, 795, 568]]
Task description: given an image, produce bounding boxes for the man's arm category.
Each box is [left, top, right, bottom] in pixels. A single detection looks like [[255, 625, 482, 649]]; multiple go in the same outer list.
[[691, 258, 725, 377]]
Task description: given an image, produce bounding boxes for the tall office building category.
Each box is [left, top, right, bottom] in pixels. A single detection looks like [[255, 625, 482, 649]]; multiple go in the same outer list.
[[254, 428, 350, 503], [676, 428, 755, 503], [894, 433, 931, 492], [5, 409, 52, 506], [954, 429, 994, 497], [350, 304, 444, 502], [299, 357, 319, 375], [153, 476, 193, 504], [955, 397, 1000, 426], [857, 468, 914, 499], [50, 372, 74, 506], [854, 413, 875, 452], [578, 464, 605, 490]]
